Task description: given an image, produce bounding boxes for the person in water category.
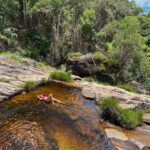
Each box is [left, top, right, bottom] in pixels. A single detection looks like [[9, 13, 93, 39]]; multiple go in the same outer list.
[[37, 94, 63, 104]]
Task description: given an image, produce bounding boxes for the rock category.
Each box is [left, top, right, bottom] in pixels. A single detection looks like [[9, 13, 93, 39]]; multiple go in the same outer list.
[[142, 113, 150, 125], [71, 75, 82, 81], [130, 139, 145, 149], [105, 129, 128, 141], [119, 103, 137, 109], [76, 80, 150, 108], [0, 95, 7, 102], [110, 138, 140, 150], [130, 81, 147, 94], [0, 54, 52, 102], [82, 87, 96, 100], [66, 53, 100, 76]]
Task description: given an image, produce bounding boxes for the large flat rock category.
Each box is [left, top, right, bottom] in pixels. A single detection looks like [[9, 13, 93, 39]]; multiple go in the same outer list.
[[142, 113, 150, 124], [82, 87, 96, 99], [105, 128, 128, 141], [110, 138, 140, 150], [76, 80, 150, 108], [0, 54, 53, 101]]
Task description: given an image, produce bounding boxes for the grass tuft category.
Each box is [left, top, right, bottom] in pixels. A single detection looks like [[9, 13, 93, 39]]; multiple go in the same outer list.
[[84, 77, 95, 82], [1, 52, 22, 63], [100, 98, 143, 129], [94, 52, 107, 62], [50, 71, 71, 82], [22, 81, 36, 91], [0, 77, 9, 83], [117, 84, 137, 93]]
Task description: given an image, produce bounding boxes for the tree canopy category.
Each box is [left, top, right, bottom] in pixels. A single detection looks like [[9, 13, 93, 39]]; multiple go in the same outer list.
[[0, 0, 149, 89]]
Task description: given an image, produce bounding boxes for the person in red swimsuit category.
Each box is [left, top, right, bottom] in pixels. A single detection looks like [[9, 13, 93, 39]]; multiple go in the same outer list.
[[37, 94, 63, 104]]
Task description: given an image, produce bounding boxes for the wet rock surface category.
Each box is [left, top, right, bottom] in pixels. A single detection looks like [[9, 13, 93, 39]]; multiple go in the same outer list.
[[0, 55, 53, 102]]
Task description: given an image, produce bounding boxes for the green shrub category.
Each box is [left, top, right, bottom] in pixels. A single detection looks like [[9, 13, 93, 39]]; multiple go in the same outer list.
[[1, 52, 22, 63], [117, 108, 143, 129], [99, 64, 106, 72], [117, 84, 137, 93], [0, 33, 12, 45], [94, 52, 107, 62], [67, 52, 82, 58], [100, 98, 119, 122], [97, 73, 117, 85], [105, 58, 118, 69], [100, 98, 143, 129], [22, 81, 36, 91], [50, 71, 71, 82], [84, 77, 95, 82]]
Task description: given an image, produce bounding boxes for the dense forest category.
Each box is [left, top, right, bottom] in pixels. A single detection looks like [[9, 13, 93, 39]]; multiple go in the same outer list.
[[0, 0, 150, 90]]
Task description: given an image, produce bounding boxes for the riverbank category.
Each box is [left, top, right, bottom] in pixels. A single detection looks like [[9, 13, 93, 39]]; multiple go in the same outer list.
[[0, 53, 54, 102], [74, 80, 150, 109]]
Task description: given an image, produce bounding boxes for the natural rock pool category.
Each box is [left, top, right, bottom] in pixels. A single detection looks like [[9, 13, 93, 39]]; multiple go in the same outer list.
[[0, 82, 115, 150]]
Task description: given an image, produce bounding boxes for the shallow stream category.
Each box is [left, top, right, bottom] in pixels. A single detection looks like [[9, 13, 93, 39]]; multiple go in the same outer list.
[[0, 82, 114, 150]]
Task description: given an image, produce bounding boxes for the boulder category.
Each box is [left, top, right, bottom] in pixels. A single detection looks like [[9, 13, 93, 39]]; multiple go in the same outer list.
[[66, 53, 100, 76], [82, 87, 96, 100], [130, 81, 147, 94], [110, 138, 140, 150], [0, 54, 52, 102], [105, 128, 128, 141], [71, 75, 82, 81], [130, 139, 145, 150], [142, 113, 150, 125]]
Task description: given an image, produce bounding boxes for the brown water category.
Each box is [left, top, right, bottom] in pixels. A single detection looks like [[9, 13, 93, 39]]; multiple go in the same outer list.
[[0, 82, 115, 150]]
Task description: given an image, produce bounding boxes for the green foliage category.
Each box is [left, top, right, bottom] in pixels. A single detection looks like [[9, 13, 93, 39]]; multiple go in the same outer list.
[[97, 73, 117, 85], [0, 33, 11, 46], [100, 98, 143, 129], [0, 52, 22, 63], [50, 71, 71, 82], [0, 77, 9, 83], [117, 108, 143, 129], [144, 108, 150, 113], [94, 52, 107, 62], [117, 84, 137, 93], [67, 52, 82, 58], [0, 0, 149, 89], [98, 64, 106, 72], [80, 8, 96, 51], [4, 27, 17, 41], [84, 77, 95, 82], [22, 81, 36, 91], [100, 98, 119, 122]]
